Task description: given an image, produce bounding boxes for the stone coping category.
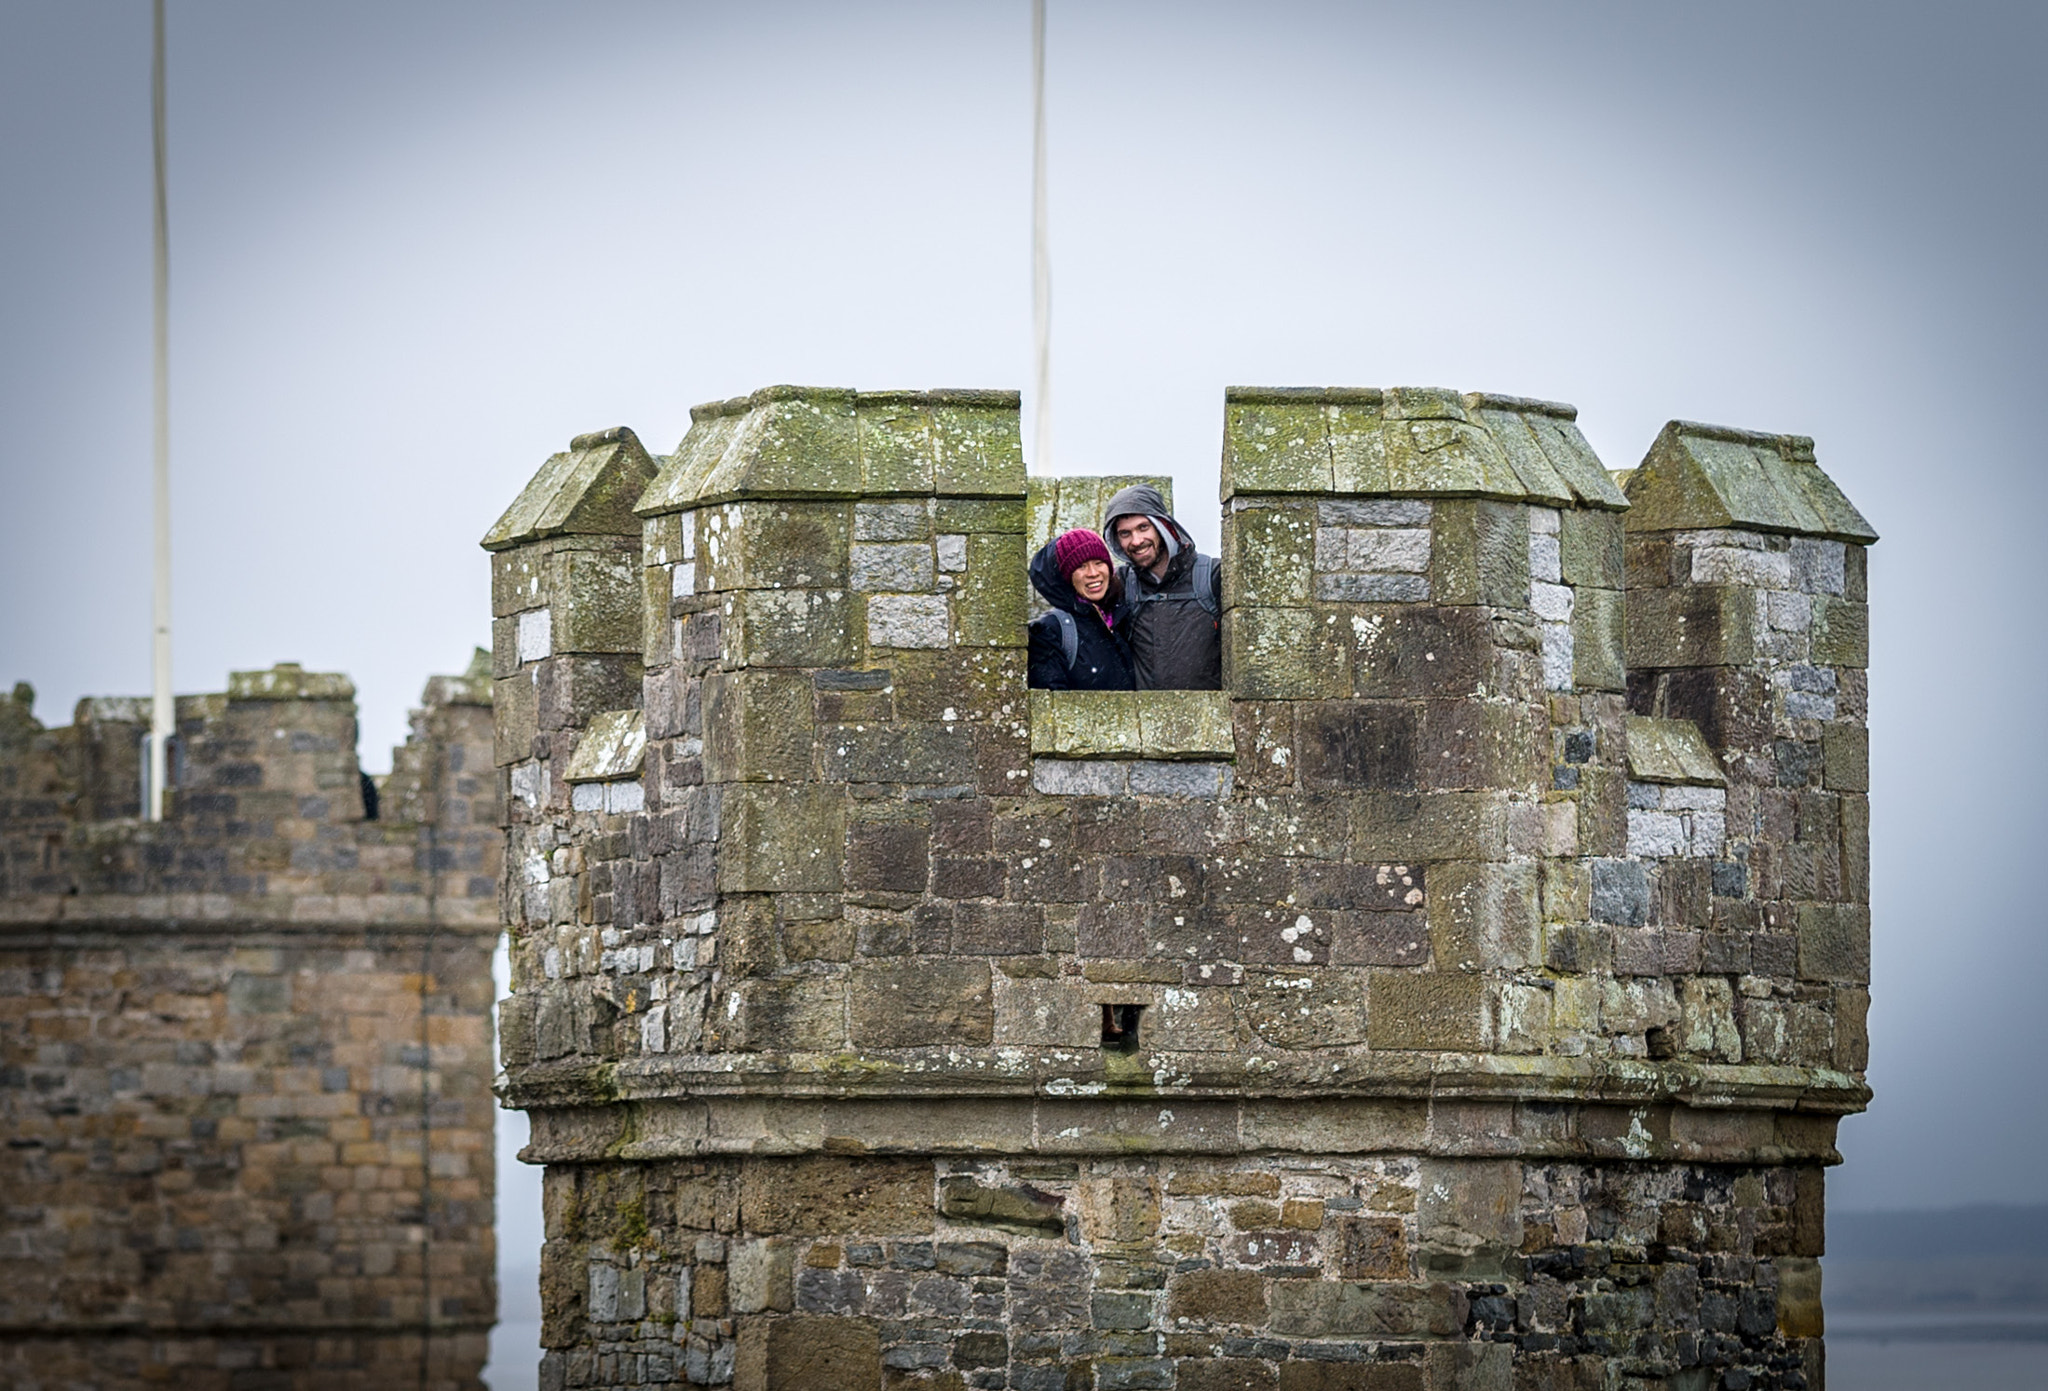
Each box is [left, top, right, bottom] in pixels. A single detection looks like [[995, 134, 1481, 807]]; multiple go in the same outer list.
[[1220, 386, 1628, 511], [499, 1051, 1868, 1117], [515, 1092, 1846, 1166], [1027, 689, 1234, 760], [1624, 714, 1726, 786], [0, 901, 500, 933], [481, 425, 658, 552], [638, 387, 1028, 515], [562, 708, 646, 782], [1623, 418, 1877, 543]]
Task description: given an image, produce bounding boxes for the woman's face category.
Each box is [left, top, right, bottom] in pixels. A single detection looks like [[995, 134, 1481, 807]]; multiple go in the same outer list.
[[1069, 558, 1112, 602]]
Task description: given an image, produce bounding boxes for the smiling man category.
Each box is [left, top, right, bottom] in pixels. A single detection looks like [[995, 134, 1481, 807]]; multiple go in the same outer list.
[[1102, 483, 1223, 691]]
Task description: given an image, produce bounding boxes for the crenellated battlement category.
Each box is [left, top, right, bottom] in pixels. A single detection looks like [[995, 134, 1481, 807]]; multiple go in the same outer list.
[[0, 659, 503, 1390], [486, 386, 1875, 1391]]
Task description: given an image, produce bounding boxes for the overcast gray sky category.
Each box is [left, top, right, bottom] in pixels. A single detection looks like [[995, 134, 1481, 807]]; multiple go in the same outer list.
[[3, 0, 2044, 1226]]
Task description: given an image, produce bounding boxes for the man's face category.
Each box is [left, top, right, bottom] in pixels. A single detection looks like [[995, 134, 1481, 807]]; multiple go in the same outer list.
[[1113, 516, 1164, 573]]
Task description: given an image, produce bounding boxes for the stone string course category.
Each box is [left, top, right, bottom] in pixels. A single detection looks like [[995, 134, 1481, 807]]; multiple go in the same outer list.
[[0, 658, 503, 1391], [484, 389, 1876, 1390]]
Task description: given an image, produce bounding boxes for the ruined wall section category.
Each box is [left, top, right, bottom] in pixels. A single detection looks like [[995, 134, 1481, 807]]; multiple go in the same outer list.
[[0, 661, 501, 1391], [488, 387, 1874, 1391]]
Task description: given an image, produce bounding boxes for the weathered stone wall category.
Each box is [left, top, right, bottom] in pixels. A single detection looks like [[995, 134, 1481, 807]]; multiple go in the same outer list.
[[0, 660, 502, 1391], [487, 388, 1874, 1390]]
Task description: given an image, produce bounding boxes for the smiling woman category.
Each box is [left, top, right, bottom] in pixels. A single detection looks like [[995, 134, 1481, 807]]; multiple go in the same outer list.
[[1026, 525, 1133, 690]]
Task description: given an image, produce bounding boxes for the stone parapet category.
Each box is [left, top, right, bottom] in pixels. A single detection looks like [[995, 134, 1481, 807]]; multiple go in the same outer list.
[[487, 386, 1875, 1391], [0, 659, 502, 1390]]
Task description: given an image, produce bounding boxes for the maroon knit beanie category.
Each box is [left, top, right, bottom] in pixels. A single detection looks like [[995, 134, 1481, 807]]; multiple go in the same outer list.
[[1053, 528, 1113, 579]]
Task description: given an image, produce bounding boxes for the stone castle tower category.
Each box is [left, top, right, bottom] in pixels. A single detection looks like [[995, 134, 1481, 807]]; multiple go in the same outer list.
[[0, 659, 502, 1390], [487, 387, 1874, 1391]]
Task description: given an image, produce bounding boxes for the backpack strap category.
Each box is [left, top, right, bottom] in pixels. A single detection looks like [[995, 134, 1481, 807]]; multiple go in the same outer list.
[[1052, 609, 1080, 668], [1192, 553, 1221, 618]]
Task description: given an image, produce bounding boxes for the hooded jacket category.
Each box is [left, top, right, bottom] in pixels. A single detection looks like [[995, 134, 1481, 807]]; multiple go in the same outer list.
[[1026, 535, 1136, 691], [1102, 483, 1223, 691]]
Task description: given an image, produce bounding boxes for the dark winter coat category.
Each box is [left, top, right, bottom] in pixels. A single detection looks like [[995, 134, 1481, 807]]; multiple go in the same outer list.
[[1102, 484, 1223, 691], [1026, 536, 1136, 691]]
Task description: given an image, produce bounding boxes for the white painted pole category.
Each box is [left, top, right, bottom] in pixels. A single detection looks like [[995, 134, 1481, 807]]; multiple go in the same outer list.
[[148, 0, 172, 821], [1030, 0, 1052, 474]]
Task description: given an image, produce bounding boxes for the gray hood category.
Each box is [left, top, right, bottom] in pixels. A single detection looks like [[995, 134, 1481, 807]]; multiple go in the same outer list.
[[1101, 483, 1192, 564]]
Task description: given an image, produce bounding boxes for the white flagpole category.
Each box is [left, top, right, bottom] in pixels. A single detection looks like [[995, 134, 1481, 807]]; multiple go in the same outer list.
[[1030, 0, 1052, 474], [149, 0, 173, 820]]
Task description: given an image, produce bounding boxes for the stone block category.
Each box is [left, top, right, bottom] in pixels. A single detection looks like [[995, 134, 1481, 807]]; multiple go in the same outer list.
[[703, 670, 814, 782], [1424, 1342, 1511, 1391], [1242, 971, 1367, 1047], [1226, 505, 1316, 606], [1590, 859, 1649, 926], [1420, 700, 1548, 792], [1677, 976, 1741, 1062], [1416, 1158, 1522, 1277], [1138, 690, 1236, 758], [867, 593, 951, 650], [849, 542, 934, 592], [1367, 971, 1486, 1050], [1267, 1279, 1466, 1338], [1079, 1176, 1163, 1245], [720, 785, 845, 892], [1348, 606, 1491, 699], [1571, 587, 1625, 692], [492, 546, 549, 617], [1181, 1360, 1282, 1391], [1558, 508, 1624, 588], [493, 674, 537, 767], [1166, 1269, 1267, 1326], [733, 588, 856, 668], [537, 654, 643, 734], [1032, 758, 1128, 796], [1031, 690, 1141, 757], [1353, 527, 1433, 573], [953, 902, 1044, 954], [729, 1239, 795, 1314], [699, 501, 852, 592], [1279, 1364, 1423, 1391], [848, 960, 993, 1046], [847, 819, 931, 894], [1327, 403, 1393, 493], [1228, 607, 1345, 700], [1300, 703, 1421, 791], [1349, 792, 1506, 862], [1822, 723, 1868, 791], [855, 500, 932, 541], [1426, 861, 1539, 972], [856, 395, 936, 493], [1337, 1215, 1410, 1279], [825, 723, 978, 785], [735, 1314, 881, 1391], [1810, 596, 1867, 667], [554, 550, 645, 654], [1626, 585, 1756, 668], [1428, 500, 1529, 608], [742, 1155, 935, 1235], [954, 533, 1028, 648], [993, 977, 1098, 1047], [1224, 401, 1335, 493], [1128, 761, 1233, 798], [1795, 903, 1869, 983], [1777, 1256, 1824, 1339], [929, 392, 1026, 496]]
